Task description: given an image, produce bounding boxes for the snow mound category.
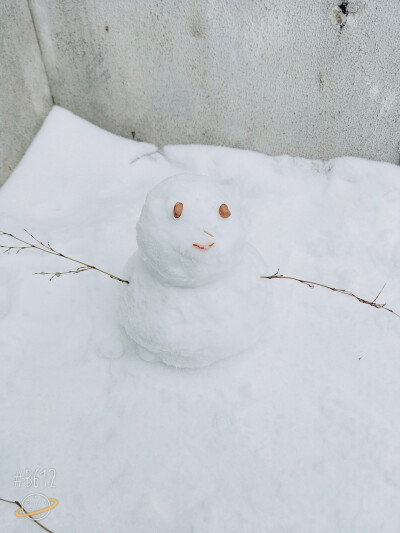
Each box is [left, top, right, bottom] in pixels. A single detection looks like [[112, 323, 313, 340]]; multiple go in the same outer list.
[[0, 106, 399, 532]]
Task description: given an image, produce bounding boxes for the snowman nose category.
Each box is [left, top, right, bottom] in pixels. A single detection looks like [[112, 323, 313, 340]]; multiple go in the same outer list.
[[203, 229, 215, 238]]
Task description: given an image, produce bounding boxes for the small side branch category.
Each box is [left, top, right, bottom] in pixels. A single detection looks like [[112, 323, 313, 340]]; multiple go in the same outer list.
[[0, 230, 129, 284], [34, 266, 93, 281], [261, 269, 399, 318], [1, 244, 34, 254], [0, 498, 54, 533]]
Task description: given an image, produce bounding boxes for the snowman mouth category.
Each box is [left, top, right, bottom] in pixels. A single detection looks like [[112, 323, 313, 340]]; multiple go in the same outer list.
[[193, 242, 215, 250]]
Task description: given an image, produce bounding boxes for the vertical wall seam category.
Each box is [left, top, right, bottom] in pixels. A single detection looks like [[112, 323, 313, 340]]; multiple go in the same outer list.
[[27, 0, 54, 104]]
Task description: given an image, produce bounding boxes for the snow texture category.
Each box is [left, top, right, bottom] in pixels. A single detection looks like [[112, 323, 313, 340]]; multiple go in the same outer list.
[[121, 173, 268, 367], [0, 106, 400, 532]]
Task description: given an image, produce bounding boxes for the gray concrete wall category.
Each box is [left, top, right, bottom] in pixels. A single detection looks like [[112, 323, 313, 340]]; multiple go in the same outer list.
[[29, 0, 400, 164], [0, 0, 52, 185], [1, 0, 399, 182]]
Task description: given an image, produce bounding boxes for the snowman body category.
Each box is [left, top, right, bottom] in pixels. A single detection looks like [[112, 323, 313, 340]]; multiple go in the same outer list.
[[120, 174, 268, 368]]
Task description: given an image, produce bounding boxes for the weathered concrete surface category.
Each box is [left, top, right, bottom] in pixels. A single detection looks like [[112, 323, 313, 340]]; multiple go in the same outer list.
[[0, 0, 52, 184], [30, 0, 400, 163]]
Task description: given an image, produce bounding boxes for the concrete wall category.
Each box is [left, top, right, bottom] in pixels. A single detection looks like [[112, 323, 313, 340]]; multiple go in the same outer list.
[[0, 0, 52, 184], [1, 0, 399, 183], [29, 0, 400, 164]]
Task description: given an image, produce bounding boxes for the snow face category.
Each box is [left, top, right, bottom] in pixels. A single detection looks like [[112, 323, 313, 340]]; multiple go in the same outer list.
[[136, 174, 245, 287], [122, 173, 267, 367], [1, 107, 400, 533]]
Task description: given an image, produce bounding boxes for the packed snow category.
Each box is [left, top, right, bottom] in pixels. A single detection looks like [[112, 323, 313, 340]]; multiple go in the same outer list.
[[0, 106, 399, 532], [121, 173, 268, 367]]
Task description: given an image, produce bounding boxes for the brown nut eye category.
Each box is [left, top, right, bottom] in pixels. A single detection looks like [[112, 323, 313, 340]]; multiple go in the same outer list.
[[174, 202, 183, 218], [219, 203, 231, 218]]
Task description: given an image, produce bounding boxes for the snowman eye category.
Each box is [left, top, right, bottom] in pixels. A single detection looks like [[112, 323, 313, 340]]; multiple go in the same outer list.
[[174, 202, 183, 218], [219, 204, 231, 218]]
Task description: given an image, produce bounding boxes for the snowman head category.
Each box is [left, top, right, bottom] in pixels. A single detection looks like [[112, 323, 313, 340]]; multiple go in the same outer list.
[[136, 174, 246, 287]]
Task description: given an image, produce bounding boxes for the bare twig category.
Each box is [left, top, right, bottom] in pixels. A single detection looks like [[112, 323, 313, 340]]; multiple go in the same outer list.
[[1, 230, 398, 319], [34, 266, 93, 281], [0, 230, 129, 284], [1, 244, 33, 254], [130, 149, 160, 165], [0, 498, 54, 533], [372, 283, 386, 303], [261, 269, 400, 318]]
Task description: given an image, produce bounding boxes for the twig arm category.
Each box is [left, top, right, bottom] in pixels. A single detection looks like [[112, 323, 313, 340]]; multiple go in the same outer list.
[[261, 270, 399, 318], [1, 230, 398, 318], [0, 230, 129, 284]]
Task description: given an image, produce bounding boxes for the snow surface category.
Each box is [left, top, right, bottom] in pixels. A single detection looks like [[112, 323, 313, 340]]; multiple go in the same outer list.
[[121, 173, 268, 367], [0, 106, 400, 532]]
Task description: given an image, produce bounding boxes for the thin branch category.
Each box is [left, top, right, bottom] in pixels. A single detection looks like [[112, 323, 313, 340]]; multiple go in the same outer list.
[[34, 266, 93, 281], [1, 245, 34, 254], [261, 269, 400, 318], [130, 149, 160, 165], [0, 230, 129, 284], [0, 498, 54, 533], [24, 229, 49, 249], [2, 230, 398, 319], [372, 283, 386, 303]]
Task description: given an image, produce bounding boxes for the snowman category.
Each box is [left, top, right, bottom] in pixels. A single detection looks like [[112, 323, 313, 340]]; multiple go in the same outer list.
[[120, 173, 268, 368]]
